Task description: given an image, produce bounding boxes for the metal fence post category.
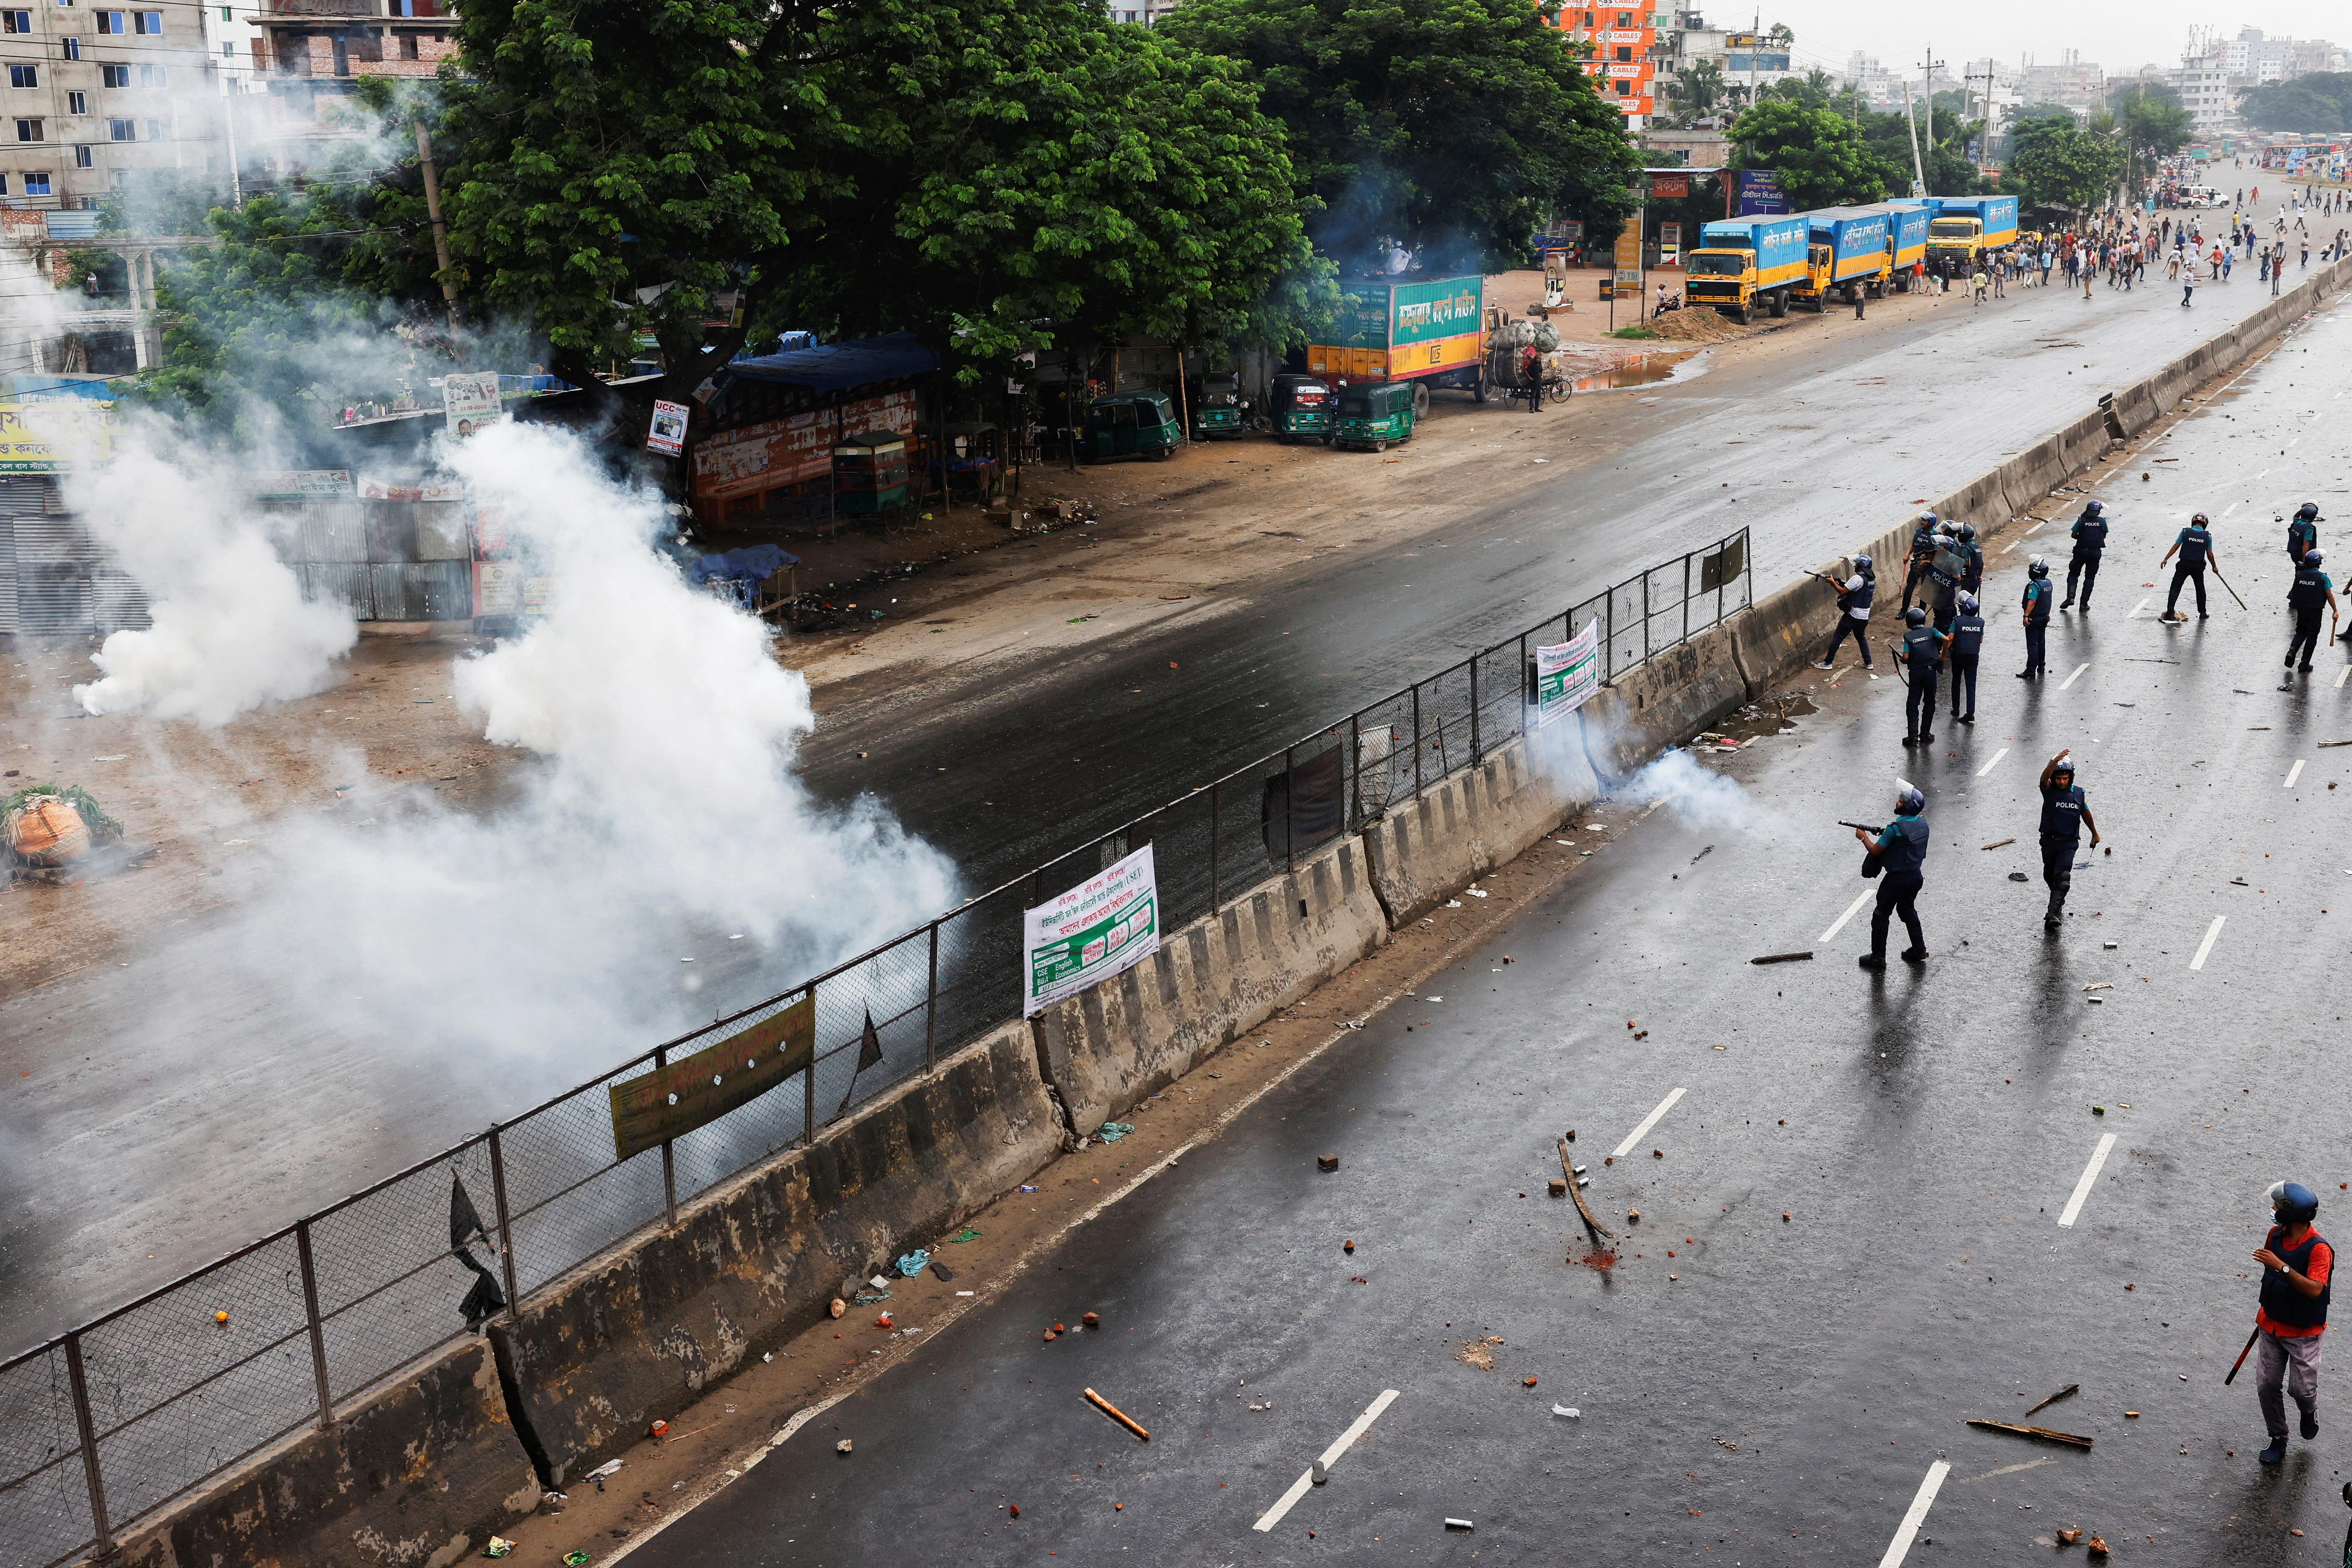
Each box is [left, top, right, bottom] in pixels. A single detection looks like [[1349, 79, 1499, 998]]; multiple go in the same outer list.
[[655, 1046, 676, 1229], [294, 1220, 335, 1431], [1282, 743, 1295, 872], [803, 995, 817, 1146], [924, 922, 939, 1069], [1605, 590, 1616, 681], [1411, 684, 1423, 794], [1208, 779, 1220, 908], [1348, 711, 1360, 829], [488, 1127, 521, 1327], [64, 1332, 114, 1560], [1469, 655, 1481, 762], [1682, 552, 1692, 645], [1641, 570, 1651, 662]]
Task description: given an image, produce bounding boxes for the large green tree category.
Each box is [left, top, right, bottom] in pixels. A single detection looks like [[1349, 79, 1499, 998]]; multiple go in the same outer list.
[[2237, 71, 2352, 132], [1158, 0, 1641, 270], [1730, 100, 1905, 209], [2108, 81, 2193, 177], [2005, 113, 2123, 213]]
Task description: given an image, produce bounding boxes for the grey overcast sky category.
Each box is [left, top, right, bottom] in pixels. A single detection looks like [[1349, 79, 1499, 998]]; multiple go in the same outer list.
[[1757, 2, 2347, 78]]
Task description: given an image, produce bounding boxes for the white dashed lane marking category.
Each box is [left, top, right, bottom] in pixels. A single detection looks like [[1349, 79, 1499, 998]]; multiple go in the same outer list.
[[2285, 760, 2306, 788], [2191, 915, 2227, 972], [1876, 1462, 1952, 1568], [1820, 888, 1874, 944], [1252, 1388, 1400, 1532], [2058, 1134, 2118, 1228], [2058, 663, 2091, 690], [1612, 1086, 1688, 1160], [1975, 747, 2009, 778]]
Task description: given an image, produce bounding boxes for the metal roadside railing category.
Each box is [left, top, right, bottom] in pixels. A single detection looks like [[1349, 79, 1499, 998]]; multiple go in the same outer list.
[[0, 528, 1749, 1568]]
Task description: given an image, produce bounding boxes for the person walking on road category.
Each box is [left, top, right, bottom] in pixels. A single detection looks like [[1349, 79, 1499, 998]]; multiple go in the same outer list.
[[1896, 605, 1946, 748], [1948, 592, 1985, 725], [2284, 549, 2337, 678], [2161, 513, 2217, 622], [2062, 499, 2108, 611], [2019, 555, 2054, 678], [1853, 781, 1929, 971], [2250, 1181, 2331, 1466], [2183, 263, 2198, 308], [2035, 752, 2099, 927], [1812, 553, 1876, 671]]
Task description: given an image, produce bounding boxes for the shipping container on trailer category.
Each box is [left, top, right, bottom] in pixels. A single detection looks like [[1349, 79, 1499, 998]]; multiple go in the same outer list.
[[1685, 214, 1808, 322], [1306, 275, 1489, 407], [1792, 207, 1895, 308]]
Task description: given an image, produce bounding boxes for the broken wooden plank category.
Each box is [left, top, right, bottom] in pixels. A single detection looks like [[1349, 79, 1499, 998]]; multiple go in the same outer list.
[[1981, 837, 2016, 851], [1966, 1418, 2093, 1449], [1750, 951, 1813, 965]]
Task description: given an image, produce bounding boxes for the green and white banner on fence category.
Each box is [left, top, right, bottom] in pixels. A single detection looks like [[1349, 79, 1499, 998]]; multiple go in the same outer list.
[[1023, 844, 1160, 1016], [1533, 623, 1601, 728]]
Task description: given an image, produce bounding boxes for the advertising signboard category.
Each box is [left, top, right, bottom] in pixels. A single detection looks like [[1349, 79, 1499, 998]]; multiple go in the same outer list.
[[442, 371, 503, 437], [1533, 623, 1601, 727], [646, 399, 689, 457], [1737, 170, 1789, 216], [1023, 845, 1159, 1017]]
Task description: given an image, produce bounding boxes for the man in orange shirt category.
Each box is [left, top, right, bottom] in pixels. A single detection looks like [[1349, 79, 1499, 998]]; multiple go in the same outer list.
[[2254, 1181, 2332, 1464]]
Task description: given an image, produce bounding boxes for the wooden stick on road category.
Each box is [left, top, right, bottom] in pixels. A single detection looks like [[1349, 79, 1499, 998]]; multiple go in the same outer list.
[[1085, 1387, 1150, 1442], [1559, 1139, 1614, 1243], [1966, 1418, 2094, 1449]]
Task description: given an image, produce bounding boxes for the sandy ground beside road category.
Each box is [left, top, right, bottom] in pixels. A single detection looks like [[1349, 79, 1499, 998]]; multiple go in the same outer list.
[[0, 273, 1966, 1000]]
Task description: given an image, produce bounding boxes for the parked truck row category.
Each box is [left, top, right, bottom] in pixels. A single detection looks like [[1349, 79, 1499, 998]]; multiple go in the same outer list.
[[1686, 195, 2018, 323]]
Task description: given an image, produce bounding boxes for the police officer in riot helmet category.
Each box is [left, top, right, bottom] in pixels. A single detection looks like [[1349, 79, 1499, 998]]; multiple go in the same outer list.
[[2036, 751, 2101, 929], [1948, 591, 1986, 724], [1854, 780, 1929, 970], [1956, 522, 1983, 597], [2284, 548, 2338, 676], [2019, 556, 2054, 678], [1896, 605, 1949, 748], [2063, 499, 2107, 612], [2287, 501, 2320, 567]]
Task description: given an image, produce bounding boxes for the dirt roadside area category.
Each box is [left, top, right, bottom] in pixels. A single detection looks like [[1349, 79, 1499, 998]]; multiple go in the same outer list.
[[0, 275, 1968, 1000]]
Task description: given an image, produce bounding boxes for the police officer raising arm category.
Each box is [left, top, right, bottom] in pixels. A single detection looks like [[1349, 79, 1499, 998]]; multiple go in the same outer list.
[[2161, 513, 2217, 622], [1812, 553, 1876, 672], [2036, 751, 2100, 929], [2062, 499, 2107, 611]]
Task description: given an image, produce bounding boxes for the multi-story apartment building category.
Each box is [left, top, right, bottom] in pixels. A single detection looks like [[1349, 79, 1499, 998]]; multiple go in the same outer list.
[[0, 0, 224, 209], [1553, 4, 1667, 123], [2170, 48, 2235, 134], [2018, 50, 2104, 117], [248, 0, 456, 163]]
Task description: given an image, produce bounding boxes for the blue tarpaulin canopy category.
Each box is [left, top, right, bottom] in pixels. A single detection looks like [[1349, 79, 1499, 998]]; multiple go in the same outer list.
[[724, 333, 939, 395]]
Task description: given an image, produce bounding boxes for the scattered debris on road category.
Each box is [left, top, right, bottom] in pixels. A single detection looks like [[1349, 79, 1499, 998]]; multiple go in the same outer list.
[[2025, 1383, 2080, 1417], [1966, 1418, 2093, 1449], [1982, 837, 2016, 850], [1750, 951, 1813, 965], [1085, 1387, 1150, 1441]]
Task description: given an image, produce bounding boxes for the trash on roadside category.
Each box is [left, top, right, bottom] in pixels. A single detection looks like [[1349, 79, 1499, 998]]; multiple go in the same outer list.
[[564, 1554, 591, 1567], [1019, 1185, 1039, 1193], [931, 1262, 955, 1282], [852, 1291, 892, 1306], [1318, 1154, 1340, 1172], [1343, 1240, 1356, 1253], [874, 1313, 893, 1329], [1523, 1376, 1539, 1387], [2057, 1528, 2082, 1544], [869, 1275, 891, 1291], [1981, 837, 2016, 851], [1465, 887, 1489, 899], [895, 1249, 930, 1278], [947, 1228, 982, 1244], [1095, 1122, 1134, 1143], [649, 1419, 668, 1439], [1083, 1311, 1100, 1328], [2008, 871, 2030, 882], [1750, 951, 1813, 965], [483, 1538, 514, 1558], [585, 1459, 624, 1480], [1548, 1178, 1568, 1196], [1248, 1399, 1273, 1412], [2087, 1536, 2109, 1557], [538, 1491, 567, 1515], [837, 1438, 854, 1455], [1444, 1518, 1475, 1531], [1627, 1209, 1641, 1222], [2103, 941, 2118, 950], [1552, 1405, 1580, 1419], [829, 1298, 847, 1318]]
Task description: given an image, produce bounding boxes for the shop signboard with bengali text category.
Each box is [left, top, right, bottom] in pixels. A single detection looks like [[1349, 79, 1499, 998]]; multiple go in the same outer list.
[[0, 401, 115, 471], [1023, 845, 1159, 1017], [1533, 624, 1601, 727]]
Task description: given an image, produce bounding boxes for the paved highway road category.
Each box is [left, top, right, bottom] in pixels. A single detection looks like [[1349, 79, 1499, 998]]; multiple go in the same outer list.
[[629, 300, 2352, 1564], [1, 261, 2341, 1355]]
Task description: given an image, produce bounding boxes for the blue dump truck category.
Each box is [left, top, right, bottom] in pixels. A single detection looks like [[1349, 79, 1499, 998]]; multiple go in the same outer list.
[[1792, 207, 1896, 309], [1684, 214, 1810, 324], [1926, 195, 2020, 270]]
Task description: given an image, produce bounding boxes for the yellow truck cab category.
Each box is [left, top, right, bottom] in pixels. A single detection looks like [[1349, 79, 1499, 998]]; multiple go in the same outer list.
[[1684, 214, 1809, 324], [1925, 196, 2020, 270]]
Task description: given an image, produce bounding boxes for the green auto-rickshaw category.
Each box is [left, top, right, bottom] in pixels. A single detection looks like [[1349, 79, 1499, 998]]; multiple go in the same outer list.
[[1268, 373, 1334, 444], [1331, 380, 1417, 452], [1083, 392, 1182, 463], [1191, 372, 1245, 439]]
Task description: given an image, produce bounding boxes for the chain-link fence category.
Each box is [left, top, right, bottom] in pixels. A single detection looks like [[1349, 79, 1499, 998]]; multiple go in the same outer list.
[[0, 527, 1747, 1566]]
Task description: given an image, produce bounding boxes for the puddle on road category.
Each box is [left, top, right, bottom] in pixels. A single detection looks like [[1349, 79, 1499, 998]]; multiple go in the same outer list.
[[1571, 351, 1709, 394]]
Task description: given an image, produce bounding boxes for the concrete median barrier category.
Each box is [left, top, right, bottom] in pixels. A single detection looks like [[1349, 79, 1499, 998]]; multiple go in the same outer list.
[[1359, 729, 1601, 925], [116, 1339, 540, 1568], [1579, 622, 1751, 782], [496, 1018, 1061, 1486], [1033, 833, 1387, 1133]]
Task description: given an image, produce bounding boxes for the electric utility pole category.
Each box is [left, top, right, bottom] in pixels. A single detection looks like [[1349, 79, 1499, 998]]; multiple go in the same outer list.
[[1918, 46, 1946, 190], [1901, 80, 1926, 197]]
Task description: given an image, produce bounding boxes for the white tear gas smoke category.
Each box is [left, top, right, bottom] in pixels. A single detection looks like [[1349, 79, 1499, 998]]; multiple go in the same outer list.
[[67, 423, 358, 723], [242, 420, 960, 1071], [1613, 746, 1768, 836], [79, 416, 956, 1088]]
